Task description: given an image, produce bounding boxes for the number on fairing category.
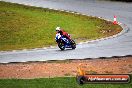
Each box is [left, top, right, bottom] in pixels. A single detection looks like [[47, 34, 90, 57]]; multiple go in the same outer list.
[[56, 33, 61, 39]]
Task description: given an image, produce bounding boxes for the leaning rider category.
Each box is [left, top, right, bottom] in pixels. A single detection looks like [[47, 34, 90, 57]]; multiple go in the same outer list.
[[55, 27, 71, 42]]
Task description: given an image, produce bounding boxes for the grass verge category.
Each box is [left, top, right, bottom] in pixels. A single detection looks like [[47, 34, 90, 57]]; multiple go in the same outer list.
[[0, 1, 122, 51], [0, 76, 131, 88]]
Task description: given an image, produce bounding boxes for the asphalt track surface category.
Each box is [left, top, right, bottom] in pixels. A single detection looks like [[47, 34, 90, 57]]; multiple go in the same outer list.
[[0, 0, 132, 63]]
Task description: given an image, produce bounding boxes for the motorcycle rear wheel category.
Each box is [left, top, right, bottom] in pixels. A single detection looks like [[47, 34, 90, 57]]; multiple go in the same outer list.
[[71, 40, 76, 49]]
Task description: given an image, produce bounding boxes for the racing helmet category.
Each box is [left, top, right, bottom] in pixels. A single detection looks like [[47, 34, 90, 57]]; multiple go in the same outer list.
[[56, 27, 61, 31]]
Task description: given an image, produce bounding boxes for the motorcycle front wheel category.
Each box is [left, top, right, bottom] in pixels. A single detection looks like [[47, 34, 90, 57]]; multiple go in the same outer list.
[[58, 42, 65, 50]]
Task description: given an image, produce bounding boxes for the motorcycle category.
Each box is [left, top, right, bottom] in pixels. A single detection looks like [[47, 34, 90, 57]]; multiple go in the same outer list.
[[55, 33, 76, 50]]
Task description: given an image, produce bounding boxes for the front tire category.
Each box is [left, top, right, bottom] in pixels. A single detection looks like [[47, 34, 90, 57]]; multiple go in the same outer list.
[[76, 76, 85, 85], [58, 42, 65, 50]]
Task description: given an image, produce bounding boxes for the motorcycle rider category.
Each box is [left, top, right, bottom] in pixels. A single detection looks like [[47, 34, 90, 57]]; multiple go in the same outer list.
[[56, 27, 72, 42]]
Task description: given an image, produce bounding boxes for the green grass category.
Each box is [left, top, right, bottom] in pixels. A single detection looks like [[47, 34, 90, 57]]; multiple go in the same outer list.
[[0, 77, 131, 88], [0, 1, 122, 51]]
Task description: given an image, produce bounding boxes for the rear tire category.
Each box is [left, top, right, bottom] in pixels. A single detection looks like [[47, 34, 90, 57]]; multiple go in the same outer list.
[[71, 40, 76, 49]]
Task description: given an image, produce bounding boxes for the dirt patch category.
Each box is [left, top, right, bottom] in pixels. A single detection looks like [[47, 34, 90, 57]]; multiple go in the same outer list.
[[0, 56, 132, 79]]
